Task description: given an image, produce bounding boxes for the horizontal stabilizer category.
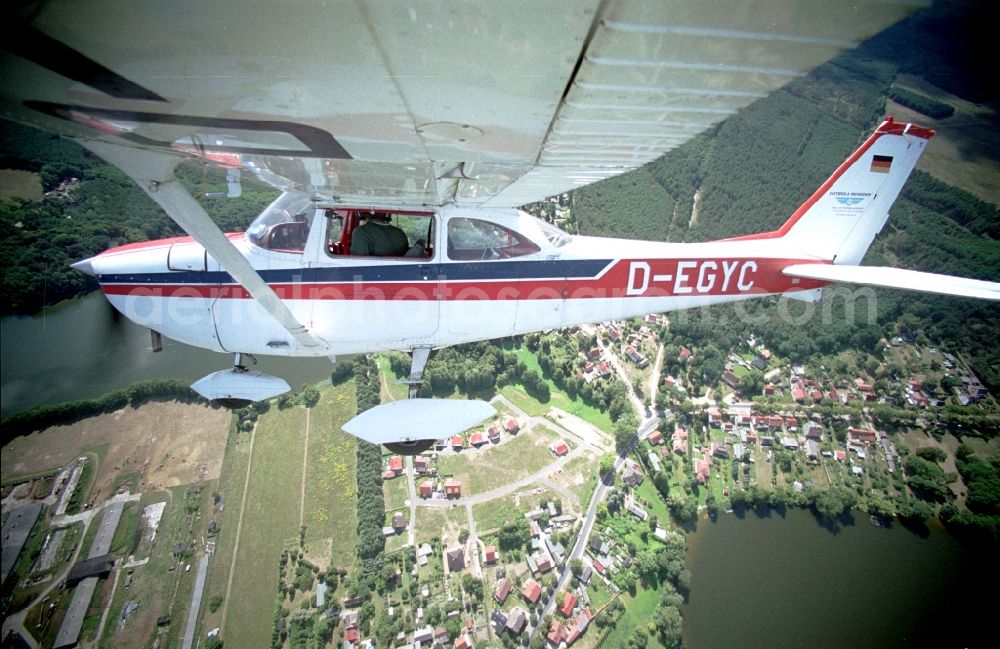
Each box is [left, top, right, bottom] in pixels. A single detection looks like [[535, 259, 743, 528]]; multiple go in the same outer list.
[[343, 399, 496, 446], [782, 264, 1000, 301]]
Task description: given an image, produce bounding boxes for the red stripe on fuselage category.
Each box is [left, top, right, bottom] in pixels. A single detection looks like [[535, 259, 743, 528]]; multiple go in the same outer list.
[[100, 258, 828, 300]]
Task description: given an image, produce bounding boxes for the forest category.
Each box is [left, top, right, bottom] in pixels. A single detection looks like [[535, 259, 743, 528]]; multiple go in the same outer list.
[[0, 120, 277, 314]]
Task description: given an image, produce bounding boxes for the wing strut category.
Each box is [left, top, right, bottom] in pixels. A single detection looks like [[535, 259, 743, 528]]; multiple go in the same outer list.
[[80, 140, 327, 351]]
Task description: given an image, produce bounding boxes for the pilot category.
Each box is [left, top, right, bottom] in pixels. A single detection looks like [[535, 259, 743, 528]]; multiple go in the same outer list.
[[350, 212, 409, 256]]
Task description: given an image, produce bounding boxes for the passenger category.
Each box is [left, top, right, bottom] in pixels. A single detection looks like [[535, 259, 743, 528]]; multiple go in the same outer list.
[[350, 212, 409, 256]]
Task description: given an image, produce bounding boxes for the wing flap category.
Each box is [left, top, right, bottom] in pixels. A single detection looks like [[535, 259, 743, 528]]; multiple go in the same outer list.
[[783, 264, 1000, 301]]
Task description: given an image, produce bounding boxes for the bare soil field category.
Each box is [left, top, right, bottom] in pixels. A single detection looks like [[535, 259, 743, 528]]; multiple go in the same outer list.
[[1, 402, 231, 502]]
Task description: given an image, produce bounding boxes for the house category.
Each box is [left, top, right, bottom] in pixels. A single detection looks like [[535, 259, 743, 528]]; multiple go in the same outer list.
[[491, 610, 508, 636], [710, 442, 728, 459], [342, 610, 360, 629], [622, 463, 643, 486], [803, 422, 823, 440], [625, 499, 648, 521], [344, 627, 359, 644], [343, 594, 364, 607], [695, 456, 711, 485], [413, 626, 434, 644], [764, 384, 776, 395], [522, 579, 542, 603], [488, 426, 501, 443], [751, 356, 768, 371], [388, 455, 403, 474], [855, 377, 873, 392], [550, 440, 569, 456], [848, 428, 877, 444], [451, 435, 464, 450], [446, 546, 465, 571], [506, 419, 520, 434], [780, 437, 799, 450], [679, 347, 692, 362], [672, 428, 688, 455], [587, 346, 601, 361], [414, 455, 430, 473], [454, 633, 472, 649], [596, 361, 612, 377], [805, 439, 820, 460], [560, 592, 578, 617], [66, 554, 115, 587], [469, 431, 486, 447], [534, 554, 553, 574], [417, 543, 434, 564], [484, 546, 498, 564], [648, 430, 663, 446], [759, 436, 774, 447], [708, 407, 722, 424], [506, 608, 527, 635], [580, 565, 593, 584], [435, 626, 450, 642], [547, 621, 566, 647], [419, 480, 434, 498], [495, 578, 513, 604], [721, 371, 740, 387], [392, 512, 407, 530], [445, 478, 462, 498], [647, 450, 661, 472], [529, 520, 541, 537]]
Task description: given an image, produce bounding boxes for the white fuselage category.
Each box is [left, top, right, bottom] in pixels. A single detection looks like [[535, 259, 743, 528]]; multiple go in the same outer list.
[[83, 206, 827, 357]]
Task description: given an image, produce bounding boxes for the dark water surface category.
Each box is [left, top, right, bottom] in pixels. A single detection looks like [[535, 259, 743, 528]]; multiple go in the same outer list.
[[1, 292, 336, 418], [682, 508, 997, 649]]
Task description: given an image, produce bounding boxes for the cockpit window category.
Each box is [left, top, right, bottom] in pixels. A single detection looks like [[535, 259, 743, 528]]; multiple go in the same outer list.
[[536, 218, 572, 248], [447, 217, 541, 260], [246, 193, 314, 253]]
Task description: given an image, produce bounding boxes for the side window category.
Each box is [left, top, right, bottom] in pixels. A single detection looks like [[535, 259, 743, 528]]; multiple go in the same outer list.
[[447, 218, 541, 260], [325, 211, 434, 259]]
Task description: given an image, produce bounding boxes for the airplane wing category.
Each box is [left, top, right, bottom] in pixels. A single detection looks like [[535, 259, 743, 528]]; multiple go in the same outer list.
[[1, 0, 926, 208], [782, 264, 1000, 301]]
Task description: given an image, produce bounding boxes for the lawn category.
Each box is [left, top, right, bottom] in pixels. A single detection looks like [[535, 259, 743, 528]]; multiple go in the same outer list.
[[436, 427, 560, 495], [553, 451, 600, 507], [471, 487, 561, 532], [382, 475, 410, 512], [593, 586, 665, 649], [414, 506, 468, 544], [634, 477, 670, 524], [302, 382, 359, 562], [375, 355, 409, 402], [508, 345, 614, 432], [220, 403, 308, 648]]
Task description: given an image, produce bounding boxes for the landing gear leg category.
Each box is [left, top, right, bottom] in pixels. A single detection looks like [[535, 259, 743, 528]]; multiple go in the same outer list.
[[383, 346, 436, 455]]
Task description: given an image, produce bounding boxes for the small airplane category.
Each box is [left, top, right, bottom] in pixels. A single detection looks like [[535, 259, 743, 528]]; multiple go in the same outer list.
[[2, 1, 996, 453]]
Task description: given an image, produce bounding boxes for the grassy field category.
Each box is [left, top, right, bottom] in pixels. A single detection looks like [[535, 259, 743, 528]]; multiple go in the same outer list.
[[551, 450, 599, 508], [0, 169, 42, 200], [509, 346, 614, 432], [218, 404, 307, 647], [97, 484, 212, 649], [436, 427, 560, 494], [302, 383, 358, 563], [382, 474, 410, 512], [472, 487, 561, 531], [375, 355, 409, 402], [592, 586, 665, 649], [414, 506, 467, 544]]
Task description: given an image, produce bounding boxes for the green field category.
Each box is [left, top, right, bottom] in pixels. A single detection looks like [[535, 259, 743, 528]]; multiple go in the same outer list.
[[302, 384, 358, 563], [594, 586, 665, 649], [0, 169, 42, 200], [413, 506, 467, 544], [509, 346, 614, 432], [436, 427, 560, 495], [382, 474, 410, 512], [472, 487, 561, 531]]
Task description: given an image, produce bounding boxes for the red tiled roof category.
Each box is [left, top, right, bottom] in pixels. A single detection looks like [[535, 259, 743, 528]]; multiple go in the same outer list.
[[522, 580, 542, 603], [451, 435, 464, 448], [560, 592, 578, 616]]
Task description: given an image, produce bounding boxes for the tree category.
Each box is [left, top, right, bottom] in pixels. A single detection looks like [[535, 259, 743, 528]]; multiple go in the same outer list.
[[654, 605, 683, 649]]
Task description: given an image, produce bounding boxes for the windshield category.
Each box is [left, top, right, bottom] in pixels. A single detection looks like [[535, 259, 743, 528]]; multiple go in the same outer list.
[[246, 193, 314, 252]]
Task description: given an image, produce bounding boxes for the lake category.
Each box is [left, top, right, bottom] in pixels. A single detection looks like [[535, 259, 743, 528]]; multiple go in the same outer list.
[[1, 292, 337, 418], [683, 507, 997, 649]]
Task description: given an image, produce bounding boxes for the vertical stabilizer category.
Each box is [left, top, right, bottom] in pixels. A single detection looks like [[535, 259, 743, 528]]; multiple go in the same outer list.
[[727, 117, 934, 265]]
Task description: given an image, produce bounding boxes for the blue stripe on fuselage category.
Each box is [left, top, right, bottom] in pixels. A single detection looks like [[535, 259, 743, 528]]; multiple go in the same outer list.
[[98, 259, 615, 285]]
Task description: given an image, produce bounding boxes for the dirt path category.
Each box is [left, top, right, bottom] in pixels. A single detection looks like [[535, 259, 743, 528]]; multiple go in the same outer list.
[[220, 422, 257, 634]]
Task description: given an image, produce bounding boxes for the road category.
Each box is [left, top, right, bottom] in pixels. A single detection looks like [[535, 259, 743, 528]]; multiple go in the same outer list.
[[529, 338, 664, 639], [181, 554, 210, 649]]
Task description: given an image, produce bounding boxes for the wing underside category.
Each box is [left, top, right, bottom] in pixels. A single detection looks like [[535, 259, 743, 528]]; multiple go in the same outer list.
[[1, 0, 925, 207]]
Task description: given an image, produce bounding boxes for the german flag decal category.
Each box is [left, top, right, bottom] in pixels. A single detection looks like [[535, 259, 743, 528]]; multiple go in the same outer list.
[[870, 154, 893, 173]]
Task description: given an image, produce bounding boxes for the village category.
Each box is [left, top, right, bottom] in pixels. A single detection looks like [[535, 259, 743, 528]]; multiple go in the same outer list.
[[2, 308, 997, 649]]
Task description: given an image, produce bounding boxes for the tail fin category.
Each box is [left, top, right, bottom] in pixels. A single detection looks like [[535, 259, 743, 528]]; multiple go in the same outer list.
[[726, 117, 934, 264]]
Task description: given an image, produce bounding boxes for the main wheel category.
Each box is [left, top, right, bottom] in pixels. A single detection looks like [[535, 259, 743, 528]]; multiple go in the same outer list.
[[383, 439, 436, 455]]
